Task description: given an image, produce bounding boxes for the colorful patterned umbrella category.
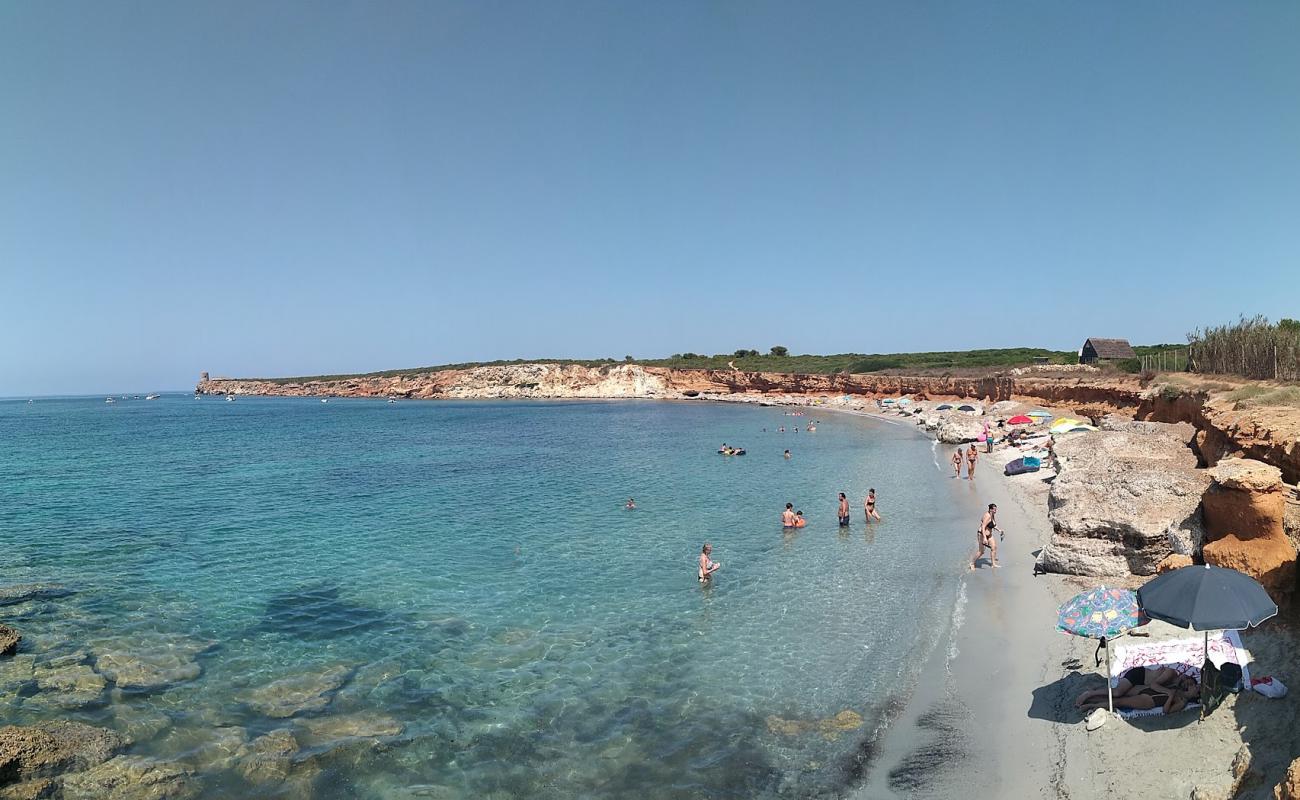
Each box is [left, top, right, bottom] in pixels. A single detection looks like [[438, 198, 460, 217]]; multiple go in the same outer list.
[[1057, 586, 1142, 714], [1058, 587, 1141, 639]]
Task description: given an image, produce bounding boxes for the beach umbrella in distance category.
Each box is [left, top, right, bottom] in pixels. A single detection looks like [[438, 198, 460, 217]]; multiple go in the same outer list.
[[1028, 410, 1053, 420], [935, 404, 953, 411], [1138, 565, 1277, 717], [1007, 415, 1034, 425], [1057, 587, 1143, 713]]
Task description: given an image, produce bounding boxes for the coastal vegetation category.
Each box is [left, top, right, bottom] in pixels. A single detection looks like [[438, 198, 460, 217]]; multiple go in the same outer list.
[[249, 347, 1084, 384], [1188, 315, 1300, 381]]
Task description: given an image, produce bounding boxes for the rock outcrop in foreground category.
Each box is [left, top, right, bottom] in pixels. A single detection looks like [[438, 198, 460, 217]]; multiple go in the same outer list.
[[1201, 458, 1298, 603], [1039, 421, 1211, 577]]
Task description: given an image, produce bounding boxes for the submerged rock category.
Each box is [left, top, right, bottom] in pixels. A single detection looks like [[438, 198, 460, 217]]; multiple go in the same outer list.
[[0, 721, 124, 783], [29, 662, 106, 710], [764, 709, 864, 741], [0, 626, 19, 658], [253, 584, 390, 641], [59, 755, 198, 800], [0, 586, 74, 609], [234, 729, 298, 783], [243, 665, 352, 718], [296, 712, 404, 745], [91, 635, 217, 693], [1039, 422, 1210, 576]]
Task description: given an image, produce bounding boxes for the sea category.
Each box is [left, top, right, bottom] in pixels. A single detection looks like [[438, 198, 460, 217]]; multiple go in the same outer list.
[[0, 395, 983, 798]]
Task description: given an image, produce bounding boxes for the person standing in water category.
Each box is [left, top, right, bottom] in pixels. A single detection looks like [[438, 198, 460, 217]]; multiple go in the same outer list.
[[966, 443, 979, 480], [698, 543, 720, 582], [782, 503, 797, 528], [838, 493, 850, 527], [626, 498, 636, 510], [971, 503, 1003, 569], [864, 489, 881, 521], [783, 449, 792, 459], [952, 449, 963, 478]]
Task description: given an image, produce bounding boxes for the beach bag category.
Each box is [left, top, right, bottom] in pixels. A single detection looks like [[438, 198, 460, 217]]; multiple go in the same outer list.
[[1251, 676, 1288, 698]]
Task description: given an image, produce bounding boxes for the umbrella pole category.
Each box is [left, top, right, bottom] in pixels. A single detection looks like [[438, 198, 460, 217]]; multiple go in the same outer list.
[[1105, 637, 1114, 714]]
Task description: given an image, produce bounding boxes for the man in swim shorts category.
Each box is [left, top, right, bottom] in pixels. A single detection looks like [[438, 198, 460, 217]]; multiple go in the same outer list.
[[698, 543, 720, 582], [782, 503, 796, 528], [838, 493, 850, 527]]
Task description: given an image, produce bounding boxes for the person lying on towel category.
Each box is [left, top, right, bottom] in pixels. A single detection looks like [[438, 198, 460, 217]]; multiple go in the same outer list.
[[1076, 666, 1201, 715]]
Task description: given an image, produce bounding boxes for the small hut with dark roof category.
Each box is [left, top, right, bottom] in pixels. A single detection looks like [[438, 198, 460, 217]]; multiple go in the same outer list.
[[1079, 338, 1137, 364]]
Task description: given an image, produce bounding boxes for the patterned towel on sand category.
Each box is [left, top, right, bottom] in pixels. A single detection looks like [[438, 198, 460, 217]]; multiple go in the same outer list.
[[1106, 630, 1252, 719]]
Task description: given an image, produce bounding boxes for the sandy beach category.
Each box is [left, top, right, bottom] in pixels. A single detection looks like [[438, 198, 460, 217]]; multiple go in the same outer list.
[[720, 393, 1300, 800]]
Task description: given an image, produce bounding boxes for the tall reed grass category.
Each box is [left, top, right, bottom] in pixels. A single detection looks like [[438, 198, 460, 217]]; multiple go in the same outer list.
[[1188, 315, 1300, 380]]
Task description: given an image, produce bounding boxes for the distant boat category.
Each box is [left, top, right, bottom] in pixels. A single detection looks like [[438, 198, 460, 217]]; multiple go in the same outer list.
[[226, 396, 235, 402], [387, 398, 396, 404], [320, 398, 328, 403], [105, 397, 114, 404], [146, 394, 160, 400], [193, 394, 200, 400]]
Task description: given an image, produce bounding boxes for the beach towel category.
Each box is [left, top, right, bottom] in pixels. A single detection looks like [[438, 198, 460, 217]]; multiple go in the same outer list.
[[1107, 630, 1252, 719]]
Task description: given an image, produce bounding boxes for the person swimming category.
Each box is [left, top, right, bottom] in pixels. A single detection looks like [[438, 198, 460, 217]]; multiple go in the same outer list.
[[698, 543, 720, 582], [783, 449, 792, 459], [625, 498, 636, 510], [782, 503, 796, 528]]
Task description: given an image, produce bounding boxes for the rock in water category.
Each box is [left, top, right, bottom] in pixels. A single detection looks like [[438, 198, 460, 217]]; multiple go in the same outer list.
[[296, 712, 404, 746], [242, 665, 353, 718], [234, 729, 298, 783], [253, 584, 390, 641], [90, 634, 217, 692], [0, 626, 19, 657], [0, 585, 74, 608], [28, 661, 106, 710], [59, 756, 198, 800], [0, 721, 125, 783], [1039, 422, 1210, 576]]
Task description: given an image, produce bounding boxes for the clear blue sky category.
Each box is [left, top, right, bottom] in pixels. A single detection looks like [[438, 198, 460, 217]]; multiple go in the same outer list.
[[3, 2, 1298, 395]]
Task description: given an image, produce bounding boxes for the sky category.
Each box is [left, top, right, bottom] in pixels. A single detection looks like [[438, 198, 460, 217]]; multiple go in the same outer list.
[[2, 2, 1299, 395]]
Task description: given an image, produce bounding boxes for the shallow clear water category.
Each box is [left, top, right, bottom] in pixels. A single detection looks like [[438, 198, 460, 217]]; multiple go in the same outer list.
[[1, 396, 976, 798]]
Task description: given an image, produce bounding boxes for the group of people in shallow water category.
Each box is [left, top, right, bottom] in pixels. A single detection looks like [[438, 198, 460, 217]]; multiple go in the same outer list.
[[951, 443, 980, 480], [780, 489, 882, 531]]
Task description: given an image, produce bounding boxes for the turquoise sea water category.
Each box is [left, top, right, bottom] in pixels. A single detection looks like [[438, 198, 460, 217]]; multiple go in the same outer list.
[[1, 396, 977, 798]]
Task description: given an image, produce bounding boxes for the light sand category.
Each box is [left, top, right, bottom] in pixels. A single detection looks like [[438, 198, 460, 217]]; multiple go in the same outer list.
[[775, 398, 1300, 799]]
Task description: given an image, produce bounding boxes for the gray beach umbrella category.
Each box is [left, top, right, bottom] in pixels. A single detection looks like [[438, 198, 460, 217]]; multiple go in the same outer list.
[[1137, 565, 1277, 631], [1138, 564, 1277, 718]]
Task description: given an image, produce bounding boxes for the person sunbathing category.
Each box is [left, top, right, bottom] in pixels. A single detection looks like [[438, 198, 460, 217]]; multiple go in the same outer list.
[[1080, 683, 1198, 715], [1077, 669, 1201, 715], [1074, 665, 1181, 708]]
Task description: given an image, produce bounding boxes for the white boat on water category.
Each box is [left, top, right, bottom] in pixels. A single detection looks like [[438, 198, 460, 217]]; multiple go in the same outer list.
[[387, 398, 396, 404], [105, 397, 114, 404], [146, 394, 160, 400], [194, 394, 200, 400], [321, 399, 328, 403], [226, 396, 235, 402]]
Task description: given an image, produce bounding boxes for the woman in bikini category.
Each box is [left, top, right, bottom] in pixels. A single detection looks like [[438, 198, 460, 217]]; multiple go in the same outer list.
[[1078, 674, 1200, 715], [1074, 666, 1190, 708], [966, 444, 978, 480], [698, 543, 720, 582], [952, 449, 963, 478], [864, 489, 881, 521]]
